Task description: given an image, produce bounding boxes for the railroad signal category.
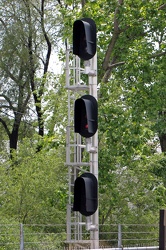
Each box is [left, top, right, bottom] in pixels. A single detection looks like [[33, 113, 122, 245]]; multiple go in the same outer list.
[[73, 18, 96, 60], [73, 173, 98, 216], [74, 95, 98, 138]]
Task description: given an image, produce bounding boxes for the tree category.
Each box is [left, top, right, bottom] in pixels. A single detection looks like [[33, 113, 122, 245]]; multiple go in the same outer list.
[[60, 0, 166, 224], [0, 0, 62, 155], [60, 0, 165, 151], [0, 136, 67, 224], [0, 0, 165, 235]]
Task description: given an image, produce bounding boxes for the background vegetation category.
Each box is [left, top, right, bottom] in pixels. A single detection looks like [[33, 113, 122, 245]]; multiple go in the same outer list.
[[0, 0, 165, 247]]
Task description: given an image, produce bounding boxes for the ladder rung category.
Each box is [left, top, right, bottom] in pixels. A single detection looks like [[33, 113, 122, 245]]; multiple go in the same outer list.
[[66, 85, 89, 91], [65, 162, 90, 166]]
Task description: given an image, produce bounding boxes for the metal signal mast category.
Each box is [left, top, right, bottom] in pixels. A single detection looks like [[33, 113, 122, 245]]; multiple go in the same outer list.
[[65, 18, 99, 249]]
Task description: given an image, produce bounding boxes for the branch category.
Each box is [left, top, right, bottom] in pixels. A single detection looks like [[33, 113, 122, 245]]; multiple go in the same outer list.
[[0, 94, 15, 111], [81, 0, 86, 8], [150, 51, 166, 58], [102, 57, 125, 83], [102, 0, 123, 70], [158, 4, 166, 10], [22, 92, 31, 112], [57, 0, 63, 8], [29, 1, 41, 14], [0, 18, 8, 33], [0, 117, 11, 137], [41, 0, 51, 76], [39, 0, 51, 98], [108, 61, 125, 69]]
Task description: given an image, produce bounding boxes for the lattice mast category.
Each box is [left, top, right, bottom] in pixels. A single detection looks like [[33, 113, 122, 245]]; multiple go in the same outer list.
[[65, 43, 99, 249]]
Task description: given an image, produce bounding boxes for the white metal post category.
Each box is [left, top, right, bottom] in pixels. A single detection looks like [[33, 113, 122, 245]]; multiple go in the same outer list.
[[88, 54, 99, 249], [20, 223, 24, 250], [118, 224, 122, 247], [66, 44, 99, 248]]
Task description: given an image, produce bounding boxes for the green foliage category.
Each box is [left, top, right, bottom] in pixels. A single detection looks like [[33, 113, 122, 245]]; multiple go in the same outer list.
[[82, 0, 166, 224], [0, 222, 67, 250], [0, 0, 166, 246], [0, 137, 67, 225], [99, 154, 166, 225], [43, 73, 68, 136], [22, 224, 66, 250], [0, 221, 20, 250]]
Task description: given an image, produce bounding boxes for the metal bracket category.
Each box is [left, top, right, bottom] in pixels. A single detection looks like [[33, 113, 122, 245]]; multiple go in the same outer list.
[[84, 61, 97, 76], [86, 138, 97, 153], [86, 217, 98, 231]]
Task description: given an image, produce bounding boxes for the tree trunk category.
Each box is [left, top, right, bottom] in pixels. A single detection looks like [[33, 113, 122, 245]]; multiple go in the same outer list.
[[159, 134, 166, 153], [10, 128, 19, 154], [9, 113, 22, 158]]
